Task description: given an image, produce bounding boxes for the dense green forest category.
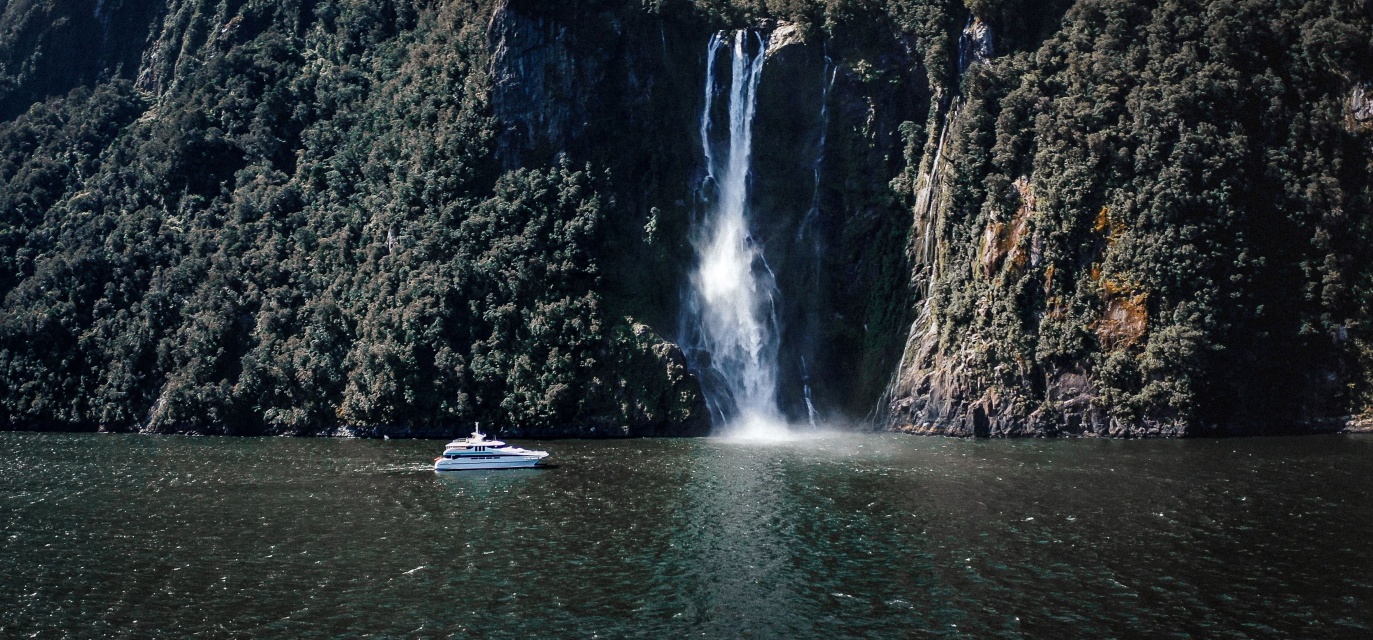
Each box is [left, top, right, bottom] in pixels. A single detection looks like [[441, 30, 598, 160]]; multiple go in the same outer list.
[[0, 0, 716, 435], [887, 0, 1373, 435], [0, 0, 1369, 436]]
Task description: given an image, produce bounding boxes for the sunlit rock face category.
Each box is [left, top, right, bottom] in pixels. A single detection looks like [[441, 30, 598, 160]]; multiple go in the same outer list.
[[884, 3, 1373, 438], [1351, 84, 1373, 130]]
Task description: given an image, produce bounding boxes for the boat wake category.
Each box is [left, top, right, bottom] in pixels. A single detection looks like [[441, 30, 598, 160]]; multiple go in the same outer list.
[[376, 464, 441, 474]]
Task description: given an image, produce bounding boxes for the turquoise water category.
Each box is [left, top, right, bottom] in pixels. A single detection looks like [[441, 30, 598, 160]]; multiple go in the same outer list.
[[2, 432, 1371, 637]]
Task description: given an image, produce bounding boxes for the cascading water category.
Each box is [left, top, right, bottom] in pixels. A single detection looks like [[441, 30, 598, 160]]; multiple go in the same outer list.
[[879, 12, 992, 424], [794, 59, 836, 429], [796, 60, 835, 248], [684, 30, 786, 438]]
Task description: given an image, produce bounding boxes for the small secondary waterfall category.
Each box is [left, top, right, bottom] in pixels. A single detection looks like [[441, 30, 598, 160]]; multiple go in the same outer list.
[[795, 60, 836, 429], [684, 30, 785, 437], [878, 13, 993, 424]]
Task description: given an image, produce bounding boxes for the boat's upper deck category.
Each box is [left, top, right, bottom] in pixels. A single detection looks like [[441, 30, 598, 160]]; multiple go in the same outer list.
[[443, 430, 506, 451]]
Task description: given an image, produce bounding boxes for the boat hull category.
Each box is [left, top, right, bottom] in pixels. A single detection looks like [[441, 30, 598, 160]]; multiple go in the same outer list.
[[434, 456, 546, 471]]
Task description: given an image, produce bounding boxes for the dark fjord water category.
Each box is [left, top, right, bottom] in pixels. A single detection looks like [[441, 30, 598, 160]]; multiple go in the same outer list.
[[2, 432, 1371, 638]]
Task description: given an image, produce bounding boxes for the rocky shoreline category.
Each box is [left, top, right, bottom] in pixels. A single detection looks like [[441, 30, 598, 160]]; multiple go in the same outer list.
[[4, 414, 1371, 440]]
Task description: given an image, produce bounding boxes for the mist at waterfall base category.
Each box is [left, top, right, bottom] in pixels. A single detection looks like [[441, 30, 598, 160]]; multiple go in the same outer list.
[[682, 30, 832, 441]]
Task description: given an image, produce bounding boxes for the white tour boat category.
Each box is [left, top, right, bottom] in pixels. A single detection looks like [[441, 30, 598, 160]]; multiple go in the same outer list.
[[434, 428, 548, 471]]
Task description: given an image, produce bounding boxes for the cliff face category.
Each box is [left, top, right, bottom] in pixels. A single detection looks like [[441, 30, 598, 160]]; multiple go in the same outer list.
[[0, 0, 165, 120], [0, 0, 1370, 438], [456, 0, 932, 426], [884, 0, 1373, 437]]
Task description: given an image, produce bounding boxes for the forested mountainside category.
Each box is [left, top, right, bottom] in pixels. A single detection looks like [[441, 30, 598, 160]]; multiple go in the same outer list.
[[887, 0, 1373, 436], [0, 0, 1369, 437]]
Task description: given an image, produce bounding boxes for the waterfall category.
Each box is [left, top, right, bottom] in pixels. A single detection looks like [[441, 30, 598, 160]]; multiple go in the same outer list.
[[699, 32, 723, 179], [800, 356, 819, 428], [797, 60, 835, 247], [795, 59, 835, 429], [685, 30, 786, 437]]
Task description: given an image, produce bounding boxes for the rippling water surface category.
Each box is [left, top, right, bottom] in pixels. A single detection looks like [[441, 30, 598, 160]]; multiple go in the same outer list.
[[2, 432, 1371, 637]]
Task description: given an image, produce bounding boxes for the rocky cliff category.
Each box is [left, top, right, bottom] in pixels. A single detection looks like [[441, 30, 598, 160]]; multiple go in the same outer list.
[[883, 0, 1373, 436], [1, 0, 1370, 437]]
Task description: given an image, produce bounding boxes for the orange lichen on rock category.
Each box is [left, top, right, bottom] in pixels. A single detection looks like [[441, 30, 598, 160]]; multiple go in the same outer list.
[[1045, 295, 1066, 321], [1004, 177, 1034, 270], [980, 177, 1036, 278], [979, 221, 1008, 276], [1093, 205, 1127, 245], [1096, 292, 1148, 350], [1088, 260, 1148, 350], [1100, 275, 1140, 298]]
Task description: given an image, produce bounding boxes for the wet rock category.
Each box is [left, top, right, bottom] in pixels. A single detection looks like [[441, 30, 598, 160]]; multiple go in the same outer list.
[[1095, 295, 1148, 351], [958, 16, 995, 71], [1341, 416, 1373, 433], [766, 21, 807, 58], [1351, 84, 1373, 121]]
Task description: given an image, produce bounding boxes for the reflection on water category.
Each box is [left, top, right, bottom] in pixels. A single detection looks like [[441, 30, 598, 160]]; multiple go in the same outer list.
[[682, 440, 796, 633], [434, 467, 546, 493], [677, 436, 967, 636], [1, 432, 1372, 637]]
